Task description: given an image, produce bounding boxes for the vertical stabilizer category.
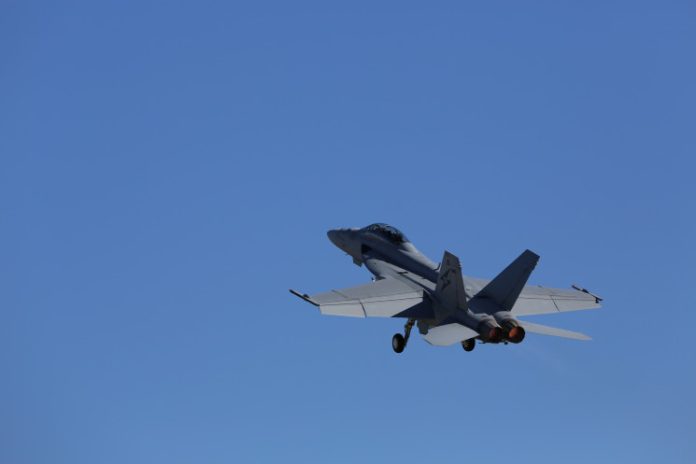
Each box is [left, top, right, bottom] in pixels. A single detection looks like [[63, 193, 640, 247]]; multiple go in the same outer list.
[[469, 249, 539, 313], [435, 251, 468, 312]]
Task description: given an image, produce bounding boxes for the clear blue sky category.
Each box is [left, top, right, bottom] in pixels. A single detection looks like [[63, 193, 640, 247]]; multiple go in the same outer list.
[[2, 1, 695, 463]]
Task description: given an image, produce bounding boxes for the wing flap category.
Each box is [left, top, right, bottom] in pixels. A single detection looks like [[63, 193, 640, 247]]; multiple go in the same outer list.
[[362, 295, 424, 317], [321, 302, 366, 318]]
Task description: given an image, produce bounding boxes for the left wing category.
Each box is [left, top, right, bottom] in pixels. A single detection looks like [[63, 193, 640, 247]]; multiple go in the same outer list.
[[290, 278, 432, 318]]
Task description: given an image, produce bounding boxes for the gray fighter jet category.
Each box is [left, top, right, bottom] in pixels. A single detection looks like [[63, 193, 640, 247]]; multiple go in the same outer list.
[[290, 223, 602, 353]]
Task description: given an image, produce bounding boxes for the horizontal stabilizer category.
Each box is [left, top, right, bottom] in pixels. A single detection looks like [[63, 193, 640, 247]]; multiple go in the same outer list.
[[518, 320, 591, 341], [423, 323, 479, 346]]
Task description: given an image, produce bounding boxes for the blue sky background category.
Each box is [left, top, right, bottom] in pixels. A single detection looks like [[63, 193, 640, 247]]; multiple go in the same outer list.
[[2, 1, 695, 463]]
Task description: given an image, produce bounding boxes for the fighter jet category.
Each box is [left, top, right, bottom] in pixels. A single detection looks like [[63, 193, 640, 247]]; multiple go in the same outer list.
[[290, 223, 602, 353]]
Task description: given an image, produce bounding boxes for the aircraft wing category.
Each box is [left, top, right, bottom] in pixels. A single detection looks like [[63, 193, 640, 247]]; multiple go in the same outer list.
[[290, 278, 432, 318], [511, 285, 602, 316]]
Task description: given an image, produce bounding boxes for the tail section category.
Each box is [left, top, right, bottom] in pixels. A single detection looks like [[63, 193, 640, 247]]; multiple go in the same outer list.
[[435, 251, 468, 311], [469, 249, 539, 313]]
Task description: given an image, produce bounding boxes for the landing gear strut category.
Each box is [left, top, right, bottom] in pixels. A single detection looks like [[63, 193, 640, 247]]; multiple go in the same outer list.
[[461, 338, 476, 352], [392, 319, 415, 354]]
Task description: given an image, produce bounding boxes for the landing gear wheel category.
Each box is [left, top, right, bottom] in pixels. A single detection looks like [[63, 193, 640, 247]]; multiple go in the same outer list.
[[462, 339, 476, 352], [392, 333, 406, 353]]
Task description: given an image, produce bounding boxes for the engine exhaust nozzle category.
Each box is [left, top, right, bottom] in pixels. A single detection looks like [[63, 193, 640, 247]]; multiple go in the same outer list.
[[495, 314, 526, 344], [506, 325, 526, 344], [486, 326, 503, 343]]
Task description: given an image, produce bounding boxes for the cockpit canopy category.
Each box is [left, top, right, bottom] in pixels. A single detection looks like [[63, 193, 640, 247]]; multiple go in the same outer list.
[[364, 223, 409, 244]]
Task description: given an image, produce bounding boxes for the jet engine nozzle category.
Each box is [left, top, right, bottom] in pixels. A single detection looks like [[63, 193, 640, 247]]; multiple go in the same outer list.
[[506, 325, 526, 343], [486, 326, 503, 343], [494, 314, 526, 344]]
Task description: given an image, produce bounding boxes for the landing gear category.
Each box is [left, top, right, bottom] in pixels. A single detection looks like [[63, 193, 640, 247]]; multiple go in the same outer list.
[[392, 319, 415, 354], [461, 338, 476, 352], [392, 333, 405, 353]]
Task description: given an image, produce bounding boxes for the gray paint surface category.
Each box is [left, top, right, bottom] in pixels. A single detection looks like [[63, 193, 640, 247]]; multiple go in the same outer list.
[[291, 223, 601, 350]]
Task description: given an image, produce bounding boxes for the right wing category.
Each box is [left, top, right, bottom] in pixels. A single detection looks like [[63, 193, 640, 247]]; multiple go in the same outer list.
[[290, 277, 432, 318], [511, 285, 602, 316]]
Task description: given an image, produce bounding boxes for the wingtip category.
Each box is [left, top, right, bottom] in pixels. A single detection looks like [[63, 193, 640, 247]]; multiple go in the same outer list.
[[572, 284, 603, 303], [289, 288, 304, 298], [289, 289, 319, 306]]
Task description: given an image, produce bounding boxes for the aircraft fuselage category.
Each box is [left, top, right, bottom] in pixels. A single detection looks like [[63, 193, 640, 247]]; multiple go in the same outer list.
[[327, 226, 503, 341]]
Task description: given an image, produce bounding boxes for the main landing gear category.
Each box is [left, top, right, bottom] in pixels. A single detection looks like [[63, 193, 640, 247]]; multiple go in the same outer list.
[[461, 338, 476, 352], [392, 319, 415, 353]]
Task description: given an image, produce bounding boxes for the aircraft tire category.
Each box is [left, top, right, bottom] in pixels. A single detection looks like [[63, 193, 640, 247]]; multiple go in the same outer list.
[[392, 333, 406, 353], [462, 339, 476, 352]]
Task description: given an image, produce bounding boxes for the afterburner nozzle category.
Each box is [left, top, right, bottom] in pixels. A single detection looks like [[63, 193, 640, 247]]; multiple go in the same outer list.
[[495, 315, 526, 344], [487, 326, 503, 343], [506, 325, 526, 343]]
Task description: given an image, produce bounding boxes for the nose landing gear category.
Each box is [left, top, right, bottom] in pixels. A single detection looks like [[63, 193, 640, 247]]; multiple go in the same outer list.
[[392, 319, 415, 353]]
